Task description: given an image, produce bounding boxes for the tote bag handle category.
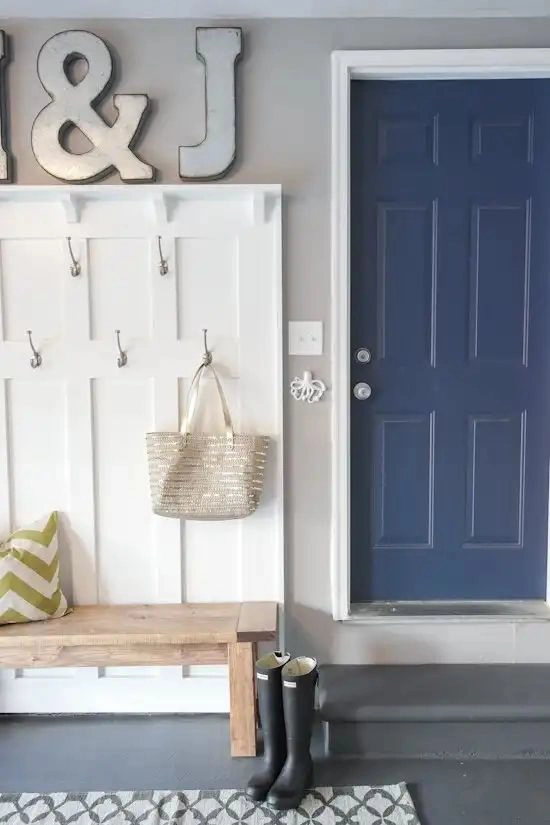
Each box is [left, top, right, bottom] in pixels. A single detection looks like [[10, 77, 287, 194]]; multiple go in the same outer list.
[[180, 362, 234, 442]]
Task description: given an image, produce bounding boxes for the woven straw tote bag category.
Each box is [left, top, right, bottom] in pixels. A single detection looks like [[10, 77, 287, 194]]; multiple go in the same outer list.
[[146, 361, 269, 520]]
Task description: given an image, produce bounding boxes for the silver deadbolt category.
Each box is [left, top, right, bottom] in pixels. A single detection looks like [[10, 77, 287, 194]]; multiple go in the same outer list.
[[355, 348, 371, 364], [353, 382, 372, 400]]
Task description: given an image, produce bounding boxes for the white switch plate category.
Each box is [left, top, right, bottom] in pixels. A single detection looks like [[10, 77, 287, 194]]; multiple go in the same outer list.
[[288, 321, 323, 355]]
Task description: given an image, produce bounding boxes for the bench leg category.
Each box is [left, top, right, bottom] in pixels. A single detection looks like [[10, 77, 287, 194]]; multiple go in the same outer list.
[[228, 641, 257, 757]]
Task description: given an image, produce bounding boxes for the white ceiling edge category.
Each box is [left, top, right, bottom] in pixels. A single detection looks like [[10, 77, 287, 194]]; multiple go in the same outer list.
[[2, 0, 550, 18]]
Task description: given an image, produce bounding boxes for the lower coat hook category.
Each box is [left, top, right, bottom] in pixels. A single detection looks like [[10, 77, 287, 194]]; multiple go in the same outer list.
[[115, 329, 128, 368], [157, 236, 168, 276], [26, 330, 42, 369]]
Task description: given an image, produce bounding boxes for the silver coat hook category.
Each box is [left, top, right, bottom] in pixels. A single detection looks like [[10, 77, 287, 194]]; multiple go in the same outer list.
[[157, 235, 168, 276], [66, 237, 81, 277], [115, 329, 127, 368], [202, 328, 212, 366], [26, 330, 42, 369]]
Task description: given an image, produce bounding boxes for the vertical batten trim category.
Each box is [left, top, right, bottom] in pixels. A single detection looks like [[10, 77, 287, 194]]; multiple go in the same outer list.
[[273, 193, 285, 617], [235, 188, 283, 649], [0, 238, 5, 342], [63, 235, 98, 607], [150, 233, 186, 681], [66, 380, 97, 605], [235, 237, 244, 604], [151, 377, 182, 603], [236, 216, 283, 611], [150, 233, 183, 605], [0, 376, 15, 684], [0, 379, 11, 533], [0, 242, 10, 533], [63, 231, 98, 680]]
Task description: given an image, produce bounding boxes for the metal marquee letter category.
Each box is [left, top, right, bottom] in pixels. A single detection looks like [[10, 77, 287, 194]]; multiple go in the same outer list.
[[179, 27, 242, 181], [31, 30, 154, 183], [0, 31, 10, 181]]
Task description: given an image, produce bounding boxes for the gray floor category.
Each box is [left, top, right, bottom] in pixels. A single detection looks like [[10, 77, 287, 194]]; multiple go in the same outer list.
[[1, 715, 550, 824]]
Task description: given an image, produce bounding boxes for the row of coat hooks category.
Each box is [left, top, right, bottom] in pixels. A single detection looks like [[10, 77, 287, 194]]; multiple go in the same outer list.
[[25, 328, 213, 371], [66, 236, 169, 278]]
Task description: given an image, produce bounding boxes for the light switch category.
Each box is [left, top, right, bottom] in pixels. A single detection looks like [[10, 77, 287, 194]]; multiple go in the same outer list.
[[289, 321, 323, 356]]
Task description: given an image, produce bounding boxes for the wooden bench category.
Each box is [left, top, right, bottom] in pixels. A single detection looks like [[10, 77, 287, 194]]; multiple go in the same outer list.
[[0, 601, 277, 757]]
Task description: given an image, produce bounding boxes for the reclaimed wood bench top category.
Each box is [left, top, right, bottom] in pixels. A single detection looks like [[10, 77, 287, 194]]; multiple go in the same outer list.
[[0, 602, 277, 648]]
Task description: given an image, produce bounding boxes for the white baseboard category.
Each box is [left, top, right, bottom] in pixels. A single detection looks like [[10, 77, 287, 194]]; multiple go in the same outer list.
[[0, 673, 230, 714]]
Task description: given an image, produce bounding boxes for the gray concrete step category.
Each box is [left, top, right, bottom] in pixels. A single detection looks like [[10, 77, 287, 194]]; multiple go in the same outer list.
[[318, 665, 550, 758]]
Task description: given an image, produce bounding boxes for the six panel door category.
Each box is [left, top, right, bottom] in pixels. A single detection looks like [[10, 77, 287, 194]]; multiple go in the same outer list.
[[350, 79, 550, 601]]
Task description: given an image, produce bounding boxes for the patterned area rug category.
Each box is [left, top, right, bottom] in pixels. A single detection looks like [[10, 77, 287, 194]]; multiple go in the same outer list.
[[0, 786, 420, 824]]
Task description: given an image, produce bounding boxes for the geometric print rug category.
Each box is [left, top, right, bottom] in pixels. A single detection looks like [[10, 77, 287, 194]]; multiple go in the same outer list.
[[0, 786, 421, 824]]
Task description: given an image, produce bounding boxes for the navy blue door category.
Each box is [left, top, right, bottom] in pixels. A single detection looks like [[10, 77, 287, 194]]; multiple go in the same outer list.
[[350, 79, 550, 601]]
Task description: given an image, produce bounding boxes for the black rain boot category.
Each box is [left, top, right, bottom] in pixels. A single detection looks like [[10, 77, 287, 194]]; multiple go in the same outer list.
[[246, 650, 291, 802], [267, 656, 318, 810]]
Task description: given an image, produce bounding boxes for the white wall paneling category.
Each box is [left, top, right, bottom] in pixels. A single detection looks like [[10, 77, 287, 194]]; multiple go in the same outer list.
[[0, 184, 283, 712]]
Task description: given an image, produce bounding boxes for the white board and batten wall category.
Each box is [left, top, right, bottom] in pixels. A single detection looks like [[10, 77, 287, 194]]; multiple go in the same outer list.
[[0, 184, 283, 713]]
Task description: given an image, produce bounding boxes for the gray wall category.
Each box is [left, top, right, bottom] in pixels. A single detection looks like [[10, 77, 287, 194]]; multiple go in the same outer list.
[[4, 17, 550, 663]]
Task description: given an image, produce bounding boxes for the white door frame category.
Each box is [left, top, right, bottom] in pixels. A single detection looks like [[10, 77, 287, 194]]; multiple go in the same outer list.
[[331, 48, 550, 621]]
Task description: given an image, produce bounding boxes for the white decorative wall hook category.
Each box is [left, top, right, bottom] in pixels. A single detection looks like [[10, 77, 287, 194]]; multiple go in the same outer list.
[[290, 370, 326, 404], [26, 329, 42, 369], [115, 329, 127, 368], [66, 236, 80, 277], [157, 235, 168, 276]]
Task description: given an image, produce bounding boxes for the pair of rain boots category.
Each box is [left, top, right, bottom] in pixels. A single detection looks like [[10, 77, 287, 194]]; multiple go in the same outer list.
[[246, 651, 318, 810]]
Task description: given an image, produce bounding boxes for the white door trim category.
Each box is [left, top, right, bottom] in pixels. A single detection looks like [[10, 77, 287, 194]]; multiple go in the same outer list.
[[331, 48, 550, 621]]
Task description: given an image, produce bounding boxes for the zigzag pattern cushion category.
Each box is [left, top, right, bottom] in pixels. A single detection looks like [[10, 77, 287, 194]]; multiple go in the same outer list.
[[0, 512, 70, 625]]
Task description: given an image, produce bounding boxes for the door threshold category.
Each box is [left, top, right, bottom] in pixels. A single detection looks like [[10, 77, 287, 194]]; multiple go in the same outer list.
[[348, 600, 550, 624]]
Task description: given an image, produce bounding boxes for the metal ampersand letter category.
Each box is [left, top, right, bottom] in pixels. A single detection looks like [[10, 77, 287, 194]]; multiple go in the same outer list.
[[31, 30, 154, 182], [179, 28, 242, 180]]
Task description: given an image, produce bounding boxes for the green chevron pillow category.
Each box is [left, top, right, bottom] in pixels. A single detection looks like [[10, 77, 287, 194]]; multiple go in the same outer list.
[[0, 512, 70, 625]]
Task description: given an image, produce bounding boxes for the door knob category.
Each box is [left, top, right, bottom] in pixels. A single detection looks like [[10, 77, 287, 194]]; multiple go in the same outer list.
[[353, 382, 372, 400], [355, 348, 372, 363]]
